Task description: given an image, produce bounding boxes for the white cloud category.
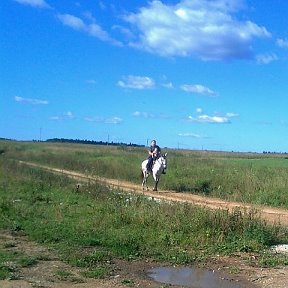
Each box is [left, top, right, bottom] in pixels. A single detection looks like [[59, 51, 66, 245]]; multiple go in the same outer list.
[[84, 116, 122, 124], [196, 108, 203, 113], [161, 82, 174, 89], [57, 14, 86, 31], [132, 111, 170, 120], [181, 84, 216, 96], [198, 114, 230, 123], [124, 0, 271, 60], [186, 112, 238, 124], [276, 38, 288, 48], [57, 14, 122, 46], [50, 111, 74, 121], [15, 96, 48, 105], [117, 75, 155, 89], [132, 111, 155, 118], [105, 117, 122, 124], [225, 112, 238, 117], [256, 53, 278, 64], [178, 132, 203, 138], [64, 111, 74, 118], [14, 0, 50, 8]]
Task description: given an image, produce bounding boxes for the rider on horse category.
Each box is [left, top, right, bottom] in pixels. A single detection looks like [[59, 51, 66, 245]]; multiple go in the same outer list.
[[147, 140, 165, 174]]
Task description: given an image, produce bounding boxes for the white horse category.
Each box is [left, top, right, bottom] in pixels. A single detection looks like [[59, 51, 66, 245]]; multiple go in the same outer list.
[[141, 153, 167, 191]]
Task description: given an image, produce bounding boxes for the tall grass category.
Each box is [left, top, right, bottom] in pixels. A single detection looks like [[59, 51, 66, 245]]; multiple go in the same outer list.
[[2, 140, 288, 208], [0, 157, 287, 274]]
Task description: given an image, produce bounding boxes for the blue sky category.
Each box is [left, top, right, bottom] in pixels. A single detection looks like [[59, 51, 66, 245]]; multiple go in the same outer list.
[[1, 0, 288, 152]]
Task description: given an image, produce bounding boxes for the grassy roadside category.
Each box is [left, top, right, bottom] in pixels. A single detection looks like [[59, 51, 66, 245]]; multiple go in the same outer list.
[[0, 157, 287, 280]]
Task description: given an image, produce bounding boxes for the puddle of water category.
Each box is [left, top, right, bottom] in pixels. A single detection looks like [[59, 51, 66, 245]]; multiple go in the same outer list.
[[147, 266, 244, 288]]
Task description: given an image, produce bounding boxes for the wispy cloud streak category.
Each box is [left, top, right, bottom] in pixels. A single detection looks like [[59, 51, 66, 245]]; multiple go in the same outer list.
[[15, 96, 48, 105]]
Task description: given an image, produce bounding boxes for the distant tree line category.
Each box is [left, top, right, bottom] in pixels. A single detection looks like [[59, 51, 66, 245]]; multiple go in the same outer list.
[[45, 138, 145, 148], [1, 137, 288, 154], [263, 151, 288, 155]]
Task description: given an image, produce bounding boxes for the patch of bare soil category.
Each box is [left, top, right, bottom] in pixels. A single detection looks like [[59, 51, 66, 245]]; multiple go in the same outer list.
[[1, 230, 287, 288], [0, 230, 156, 288]]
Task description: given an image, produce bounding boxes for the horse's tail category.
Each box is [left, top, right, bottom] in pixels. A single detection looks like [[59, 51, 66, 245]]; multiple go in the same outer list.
[[140, 169, 144, 181]]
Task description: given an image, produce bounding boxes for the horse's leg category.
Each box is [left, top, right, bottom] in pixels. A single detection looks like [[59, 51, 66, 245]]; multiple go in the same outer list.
[[153, 180, 159, 191], [153, 175, 159, 191], [142, 171, 146, 190], [142, 170, 149, 191]]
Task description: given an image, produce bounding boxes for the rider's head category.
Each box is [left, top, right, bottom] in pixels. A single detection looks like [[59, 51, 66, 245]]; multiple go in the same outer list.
[[151, 140, 156, 146]]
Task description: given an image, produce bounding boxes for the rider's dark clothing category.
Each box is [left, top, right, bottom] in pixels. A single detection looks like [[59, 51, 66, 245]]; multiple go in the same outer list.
[[147, 145, 161, 172]]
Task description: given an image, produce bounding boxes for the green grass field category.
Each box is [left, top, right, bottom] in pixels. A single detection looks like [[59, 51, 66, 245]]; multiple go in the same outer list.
[[2, 140, 288, 208], [0, 140, 287, 280]]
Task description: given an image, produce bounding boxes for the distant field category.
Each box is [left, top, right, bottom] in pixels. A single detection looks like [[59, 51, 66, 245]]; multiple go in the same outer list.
[[1, 140, 288, 209]]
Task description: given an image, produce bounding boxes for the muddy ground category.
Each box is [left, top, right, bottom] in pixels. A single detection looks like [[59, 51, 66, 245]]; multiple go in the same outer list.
[[1, 230, 288, 288]]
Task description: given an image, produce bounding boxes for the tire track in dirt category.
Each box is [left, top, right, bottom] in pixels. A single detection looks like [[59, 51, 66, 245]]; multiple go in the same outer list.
[[19, 161, 288, 226]]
